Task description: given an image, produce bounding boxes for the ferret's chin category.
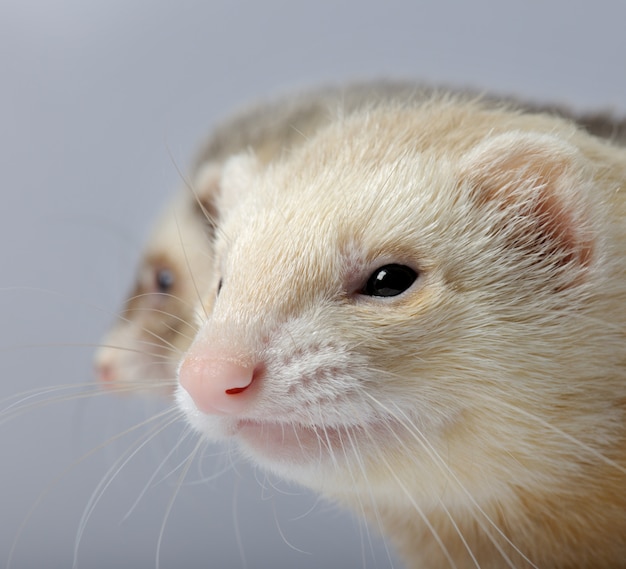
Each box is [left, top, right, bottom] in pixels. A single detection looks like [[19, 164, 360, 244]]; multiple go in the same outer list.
[[231, 419, 381, 489], [233, 420, 343, 465]]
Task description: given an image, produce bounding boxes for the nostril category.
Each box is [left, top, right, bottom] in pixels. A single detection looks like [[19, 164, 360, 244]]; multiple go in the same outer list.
[[224, 364, 264, 395]]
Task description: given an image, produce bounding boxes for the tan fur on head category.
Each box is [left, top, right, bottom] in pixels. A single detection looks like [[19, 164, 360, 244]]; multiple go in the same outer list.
[[178, 96, 626, 568]]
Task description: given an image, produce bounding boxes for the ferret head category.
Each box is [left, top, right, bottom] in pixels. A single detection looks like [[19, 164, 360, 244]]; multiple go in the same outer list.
[[95, 163, 220, 396], [177, 100, 626, 510]]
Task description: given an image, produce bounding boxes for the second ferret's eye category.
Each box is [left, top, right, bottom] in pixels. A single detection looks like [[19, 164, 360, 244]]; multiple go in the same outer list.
[[155, 268, 175, 293], [216, 278, 223, 296], [362, 264, 418, 297]]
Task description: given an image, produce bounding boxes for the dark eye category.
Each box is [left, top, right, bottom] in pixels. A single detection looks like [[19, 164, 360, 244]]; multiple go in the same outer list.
[[216, 278, 223, 296], [155, 268, 175, 293], [362, 264, 418, 297]]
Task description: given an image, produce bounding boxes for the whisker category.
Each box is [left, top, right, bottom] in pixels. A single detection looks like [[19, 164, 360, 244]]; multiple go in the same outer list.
[[342, 420, 399, 569], [124, 291, 200, 313], [1, 381, 99, 411], [155, 435, 205, 569], [7, 362, 179, 404], [270, 498, 313, 556], [0, 340, 171, 358], [335, 424, 376, 569], [101, 301, 199, 357], [165, 143, 219, 234], [319, 421, 340, 471], [0, 286, 128, 318], [389, 401, 529, 569], [286, 493, 324, 523], [172, 217, 210, 324], [359, 424, 459, 569], [73, 407, 182, 567], [159, 321, 198, 346], [152, 433, 230, 489], [134, 327, 184, 359], [7, 405, 179, 569], [361, 390, 538, 569], [183, 457, 234, 487], [0, 382, 144, 426], [121, 422, 195, 523], [253, 466, 273, 503], [232, 476, 248, 569], [0, 286, 195, 355], [380, 401, 508, 568], [97, 341, 179, 360], [123, 304, 201, 334], [481, 394, 626, 476]]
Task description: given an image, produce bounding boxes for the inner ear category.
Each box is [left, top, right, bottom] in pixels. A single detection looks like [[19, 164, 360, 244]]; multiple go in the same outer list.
[[459, 132, 595, 276]]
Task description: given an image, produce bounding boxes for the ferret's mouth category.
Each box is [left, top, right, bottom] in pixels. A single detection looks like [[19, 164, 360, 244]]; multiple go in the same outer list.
[[231, 419, 360, 464]]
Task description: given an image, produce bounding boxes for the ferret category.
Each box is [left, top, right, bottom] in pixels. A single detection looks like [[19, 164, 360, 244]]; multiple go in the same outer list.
[[95, 82, 626, 401], [176, 95, 626, 568], [93, 169, 217, 396]]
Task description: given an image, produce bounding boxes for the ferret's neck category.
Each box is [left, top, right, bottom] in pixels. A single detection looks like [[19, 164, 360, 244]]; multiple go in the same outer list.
[[339, 460, 626, 569]]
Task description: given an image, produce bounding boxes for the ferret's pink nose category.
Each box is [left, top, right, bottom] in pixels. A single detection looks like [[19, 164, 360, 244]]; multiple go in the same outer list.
[[178, 354, 256, 415], [95, 362, 114, 384]]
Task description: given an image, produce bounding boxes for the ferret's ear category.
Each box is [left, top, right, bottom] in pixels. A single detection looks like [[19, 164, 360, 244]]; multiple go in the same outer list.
[[191, 161, 222, 234], [218, 152, 262, 213], [459, 132, 595, 277]]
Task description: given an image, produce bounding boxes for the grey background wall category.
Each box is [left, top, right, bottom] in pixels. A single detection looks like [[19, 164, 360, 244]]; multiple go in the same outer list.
[[1, 1, 624, 568]]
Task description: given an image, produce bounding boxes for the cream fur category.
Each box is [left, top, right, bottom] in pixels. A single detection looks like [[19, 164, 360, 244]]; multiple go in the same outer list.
[[178, 95, 626, 568]]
